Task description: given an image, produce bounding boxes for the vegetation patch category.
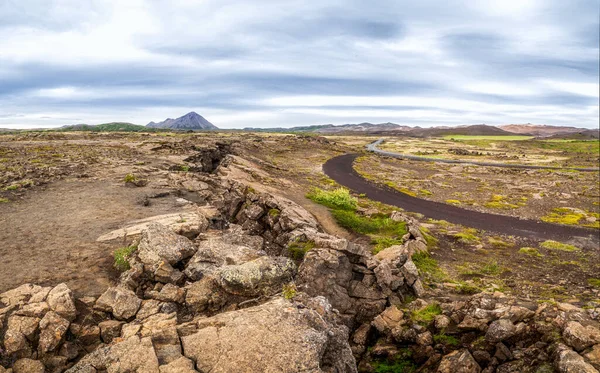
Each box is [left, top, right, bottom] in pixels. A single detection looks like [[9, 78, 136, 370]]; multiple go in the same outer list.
[[445, 199, 461, 205], [455, 281, 482, 294], [519, 247, 543, 257], [452, 228, 481, 244], [412, 251, 447, 282], [419, 226, 439, 248], [268, 208, 281, 218], [306, 187, 357, 211], [113, 245, 137, 272], [541, 207, 599, 229], [540, 240, 580, 252], [484, 195, 519, 209], [487, 236, 512, 248], [433, 333, 460, 347], [123, 173, 137, 183], [282, 283, 297, 300], [587, 278, 600, 289], [371, 349, 416, 373], [287, 240, 315, 260], [411, 303, 442, 325], [0, 197, 8, 203], [372, 237, 403, 254]]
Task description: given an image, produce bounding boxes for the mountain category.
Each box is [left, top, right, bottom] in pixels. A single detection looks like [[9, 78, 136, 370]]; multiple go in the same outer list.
[[243, 122, 408, 133], [409, 124, 515, 137], [147, 112, 217, 130], [498, 124, 590, 136], [60, 122, 155, 132]]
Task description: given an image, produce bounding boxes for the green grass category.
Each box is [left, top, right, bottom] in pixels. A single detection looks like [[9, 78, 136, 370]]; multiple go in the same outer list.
[[419, 226, 439, 248], [455, 281, 482, 294], [179, 164, 190, 172], [519, 247, 543, 257], [540, 240, 580, 252], [287, 240, 315, 260], [372, 237, 403, 254], [306, 187, 357, 211], [443, 135, 533, 141], [113, 245, 137, 272], [0, 197, 8, 203], [487, 237, 512, 248], [411, 303, 442, 325], [331, 210, 407, 236], [588, 278, 600, 288], [282, 283, 297, 299], [412, 251, 447, 282], [433, 333, 460, 347], [480, 260, 502, 276], [484, 195, 519, 210], [268, 208, 281, 218]]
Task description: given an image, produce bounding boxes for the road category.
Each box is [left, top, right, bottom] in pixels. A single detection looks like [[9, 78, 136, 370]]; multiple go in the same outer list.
[[366, 139, 600, 172], [323, 153, 599, 243]]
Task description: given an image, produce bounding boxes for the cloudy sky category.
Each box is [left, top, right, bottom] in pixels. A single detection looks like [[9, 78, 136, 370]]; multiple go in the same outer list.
[[1, 0, 598, 129]]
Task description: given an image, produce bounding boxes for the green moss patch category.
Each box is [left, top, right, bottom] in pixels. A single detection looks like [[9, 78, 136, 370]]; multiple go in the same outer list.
[[540, 240, 580, 252]]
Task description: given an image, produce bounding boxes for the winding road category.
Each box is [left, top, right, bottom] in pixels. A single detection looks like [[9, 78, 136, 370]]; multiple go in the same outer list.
[[323, 153, 599, 243], [366, 139, 600, 172]]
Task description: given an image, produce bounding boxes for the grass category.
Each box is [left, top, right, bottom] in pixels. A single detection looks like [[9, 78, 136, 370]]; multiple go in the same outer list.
[[484, 195, 519, 210], [540, 240, 580, 252], [306, 187, 357, 211], [487, 236, 512, 248], [372, 237, 403, 254], [287, 240, 315, 260], [519, 247, 543, 257], [419, 226, 439, 248], [458, 260, 503, 277], [113, 245, 137, 272], [268, 208, 281, 218], [412, 251, 447, 282], [444, 135, 534, 141], [433, 333, 460, 347], [179, 164, 190, 172], [588, 278, 600, 288], [455, 281, 482, 294], [331, 210, 407, 236], [0, 197, 8, 203], [371, 349, 416, 373], [411, 303, 442, 325], [480, 260, 502, 276]]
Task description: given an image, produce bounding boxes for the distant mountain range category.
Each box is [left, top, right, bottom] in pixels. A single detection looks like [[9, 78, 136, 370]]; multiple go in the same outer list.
[[244, 122, 599, 138], [147, 112, 217, 130]]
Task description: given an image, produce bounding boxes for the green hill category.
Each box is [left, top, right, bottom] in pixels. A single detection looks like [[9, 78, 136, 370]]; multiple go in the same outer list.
[[60, 122, 162, 132]]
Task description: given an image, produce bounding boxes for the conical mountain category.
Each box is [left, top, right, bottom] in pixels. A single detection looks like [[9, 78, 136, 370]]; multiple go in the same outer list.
[[146, 112, 217, 130]]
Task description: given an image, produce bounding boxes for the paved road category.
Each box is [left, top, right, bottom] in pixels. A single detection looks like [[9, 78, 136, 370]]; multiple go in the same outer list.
[[367, 139, 600, 172], [323, 153, 599, 243]]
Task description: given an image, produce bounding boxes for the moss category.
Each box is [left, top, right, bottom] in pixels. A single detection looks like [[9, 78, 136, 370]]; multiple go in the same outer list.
[[519, 247, 543, 257], [419, 189, 433, 196], [371, 349, 416, 373], [288, 240, 315, 260], [433, 333, 460, 347], [268, 208, 281, 218], [487, 237, 512, 249], [484, 194, 519, 209], [412, 303, 442, 325], [541, 208, 600, 228], [0, 197, 8, 203], [587, 278, 600, 288], [113, 245, 137, 272], [282, 283, 297, 300], [540, 240, 580, 252], [453, 228, 480, 244], [179, 164, 190, 172]]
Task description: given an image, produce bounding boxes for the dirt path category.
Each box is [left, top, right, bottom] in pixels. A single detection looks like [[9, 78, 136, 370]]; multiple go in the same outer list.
[[368, 139, 600, 172], [323, 153, 599, 243]]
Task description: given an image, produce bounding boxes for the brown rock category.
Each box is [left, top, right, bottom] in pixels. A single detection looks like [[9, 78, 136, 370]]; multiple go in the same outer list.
[[563, 321, 600, 352], [99, 320, 124, 344], [46, 283, 77, 321], [12, 358, 45, 373], [94, 287, 142, 320], [38, 311, 70, 353], [437, 349, 481, 373]]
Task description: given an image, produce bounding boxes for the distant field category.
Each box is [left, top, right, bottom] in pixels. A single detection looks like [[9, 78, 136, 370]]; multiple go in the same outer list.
[[443, 135, 534, 141]]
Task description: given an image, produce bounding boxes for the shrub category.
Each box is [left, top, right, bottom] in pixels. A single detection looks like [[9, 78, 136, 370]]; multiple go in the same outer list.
[[540, 240, 579, 252], [306, 187, 357, 211], [123, 173, 137, 183], [113, 245, 137, 271]]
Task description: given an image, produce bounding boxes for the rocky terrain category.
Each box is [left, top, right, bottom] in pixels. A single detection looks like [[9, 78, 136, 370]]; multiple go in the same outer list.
[[0, 133, 598, 372]]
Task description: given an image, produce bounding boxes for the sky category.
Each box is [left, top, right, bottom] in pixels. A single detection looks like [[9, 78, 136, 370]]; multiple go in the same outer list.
[[0, 0, 598, 129]]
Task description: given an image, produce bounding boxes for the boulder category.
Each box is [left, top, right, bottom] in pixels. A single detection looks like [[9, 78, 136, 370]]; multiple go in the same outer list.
[[137, 223, 197, 282], [99, 320, 124, 344], [46, 283, 77, 321], [14, 302, 50, 318], [12, 359, 45, 373], [437, 349, 481, 373], [0, 284, 50, 307], [563, 321, 600, 352], [372, 306, 404, 334], [7, 315, 40, 341], [184, 238, 264, 280], [65, 335, 160, 373], [38, 311, 70, 353], [218, 256, 296, 297], [555, 344, 599, 373], [180, 297, 356, 373], [95, 287, 142, 320], [584, 344, 600, 369], [149, 284, 185, 304], [158, 356, 197, 373], [486, 319, 517, 343], [184, 276, 226, 312]]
